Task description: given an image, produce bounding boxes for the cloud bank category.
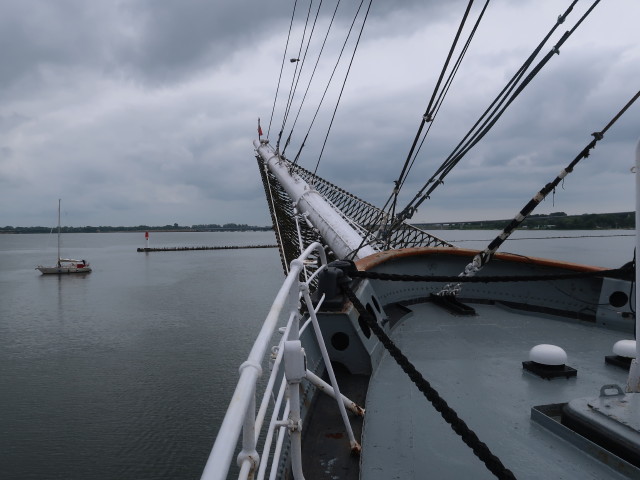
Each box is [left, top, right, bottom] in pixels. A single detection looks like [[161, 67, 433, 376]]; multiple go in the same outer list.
[[0, 0, 638, 227]]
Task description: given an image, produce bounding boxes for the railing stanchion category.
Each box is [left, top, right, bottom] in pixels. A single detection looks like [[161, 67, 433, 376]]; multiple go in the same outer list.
[[300, 284, 361, 454], [201, 242, 328, 479], [237, 377, 259, 477]]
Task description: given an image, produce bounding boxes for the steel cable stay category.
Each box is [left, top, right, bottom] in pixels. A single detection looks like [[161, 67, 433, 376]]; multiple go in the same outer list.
[[312, 0, 373, 176], [288, 0, 343, 165], [386, 0, 482, 225], [288, 9, 341, 168], [248, 10, 379, 274], [279, 0, 369, 159], [268, 0, 299, 140], [385, 0, 593, 239], [434, 0, 591, 182], [381, 0, 492, 252], [287, 0, 364, 167], [281, 0, 326, 156], [447, 233, 635, 243], [408, 0, 582, 200], [268, 0, 596, 262], [440, 89, 640, 296], [347, 0, 495, 258], [277, 0, 315, 151], [348, 0, 554, 258], [291, 0, 340, 165], [394, 0, 491, 206]]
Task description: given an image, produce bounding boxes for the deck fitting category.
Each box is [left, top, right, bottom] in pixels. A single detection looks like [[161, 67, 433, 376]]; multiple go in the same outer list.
[[522, 361, 577, 380], [605, 355, 633, 369], [430, 293, 476, 316]]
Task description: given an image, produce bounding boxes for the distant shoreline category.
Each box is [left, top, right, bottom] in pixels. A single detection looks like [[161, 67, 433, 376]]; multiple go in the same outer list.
[[0, 226, 273, 234], [416, 211, 634, 231], [1, 211, 634, 233]]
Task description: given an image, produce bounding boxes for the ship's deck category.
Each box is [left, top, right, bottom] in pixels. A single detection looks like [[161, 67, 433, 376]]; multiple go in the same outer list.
[[361, 301, 633, 479]]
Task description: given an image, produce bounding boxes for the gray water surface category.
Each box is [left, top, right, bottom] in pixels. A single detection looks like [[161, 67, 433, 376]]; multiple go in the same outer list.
[[0, 231, 281, 480], [0, 230, 634, 479]]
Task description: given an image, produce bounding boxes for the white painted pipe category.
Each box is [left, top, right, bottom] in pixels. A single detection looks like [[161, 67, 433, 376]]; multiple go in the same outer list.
[[254, 140, 376, 260], [305, 369, 365, 416], [636, 139, 640, 366], [628, 140, 640, 392], [301, 286, 360, 452]]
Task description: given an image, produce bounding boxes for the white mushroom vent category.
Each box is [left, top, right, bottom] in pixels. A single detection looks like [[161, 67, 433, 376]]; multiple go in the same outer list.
[[523, 344, 576, 379], [613, 340, 636, 358], [605, 340, 636, 369], [529, 344, 567, 366]]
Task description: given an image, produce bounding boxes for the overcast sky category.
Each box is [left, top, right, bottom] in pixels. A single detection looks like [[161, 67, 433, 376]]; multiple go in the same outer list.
[[1, 0, 638, 228]]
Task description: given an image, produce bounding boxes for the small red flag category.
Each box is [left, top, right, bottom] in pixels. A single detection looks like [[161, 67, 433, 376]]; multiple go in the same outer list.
[[258, 118, 263, 137]]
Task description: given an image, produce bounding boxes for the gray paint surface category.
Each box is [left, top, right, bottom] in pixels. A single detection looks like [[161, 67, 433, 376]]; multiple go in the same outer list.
[[361, 302, 632, 479]]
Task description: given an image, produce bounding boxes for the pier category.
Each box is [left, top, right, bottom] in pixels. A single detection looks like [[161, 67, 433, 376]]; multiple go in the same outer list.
[[137, 244, 277, 252]]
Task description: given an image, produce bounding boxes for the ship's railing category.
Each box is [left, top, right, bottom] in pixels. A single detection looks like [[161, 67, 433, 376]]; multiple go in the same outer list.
[[201, 241, 359, 479]]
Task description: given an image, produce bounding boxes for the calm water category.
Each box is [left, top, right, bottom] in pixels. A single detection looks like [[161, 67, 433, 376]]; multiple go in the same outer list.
[[0, 231, 282, 480], [0, 230, 635, 479]]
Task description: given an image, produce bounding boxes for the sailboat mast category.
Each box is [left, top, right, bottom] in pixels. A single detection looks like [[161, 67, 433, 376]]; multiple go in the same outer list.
[[57, 199, 61, 266]]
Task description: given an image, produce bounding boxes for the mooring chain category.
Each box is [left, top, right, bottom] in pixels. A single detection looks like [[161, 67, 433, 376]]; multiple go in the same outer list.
[[339, 279, 517, 480]]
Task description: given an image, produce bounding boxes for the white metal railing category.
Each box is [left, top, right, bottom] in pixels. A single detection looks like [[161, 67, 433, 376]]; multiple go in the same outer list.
[[201, 241, 362, 479], [627, 139, 640, 392]]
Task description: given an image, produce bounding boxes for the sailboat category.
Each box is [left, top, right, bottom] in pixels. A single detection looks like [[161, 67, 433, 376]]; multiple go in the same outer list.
[[203, 3, 639, 479], [36, 199, 91, 275]]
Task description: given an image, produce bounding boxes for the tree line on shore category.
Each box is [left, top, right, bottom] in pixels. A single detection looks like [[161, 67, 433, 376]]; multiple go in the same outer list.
[[417, 211, 634, 230], [1, 212, 634, 234], [0, 223, 273, 234]]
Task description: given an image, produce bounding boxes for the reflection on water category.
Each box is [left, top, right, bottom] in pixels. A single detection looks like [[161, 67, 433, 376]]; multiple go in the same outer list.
[[53, 273, 92, 323]]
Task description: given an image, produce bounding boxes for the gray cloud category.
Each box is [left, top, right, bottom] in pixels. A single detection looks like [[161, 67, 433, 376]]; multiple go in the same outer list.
[[0, 0, 638, 228]]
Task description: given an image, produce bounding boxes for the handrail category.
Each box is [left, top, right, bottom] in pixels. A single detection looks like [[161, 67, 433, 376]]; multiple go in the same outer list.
[[201, 242, 328, 480]]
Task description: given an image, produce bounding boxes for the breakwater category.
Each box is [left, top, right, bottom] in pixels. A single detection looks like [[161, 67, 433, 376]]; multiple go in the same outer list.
[[137, 244, 277, 252]]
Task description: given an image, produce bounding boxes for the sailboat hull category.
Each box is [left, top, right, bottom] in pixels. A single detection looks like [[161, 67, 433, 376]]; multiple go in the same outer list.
[[36, 265, 92, 274]]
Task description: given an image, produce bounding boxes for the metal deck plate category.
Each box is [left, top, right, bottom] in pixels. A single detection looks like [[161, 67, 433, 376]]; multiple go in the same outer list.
[[588, 390, 640, 432], [361, 302, 631, 479]]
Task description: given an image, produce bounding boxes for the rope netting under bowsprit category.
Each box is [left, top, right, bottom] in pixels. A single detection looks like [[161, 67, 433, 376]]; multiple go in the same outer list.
[[257, 157, 328, 275], [257, 156, 453, 275]]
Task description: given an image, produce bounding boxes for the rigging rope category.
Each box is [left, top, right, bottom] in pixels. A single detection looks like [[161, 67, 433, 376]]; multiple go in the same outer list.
[[350, 0, 577, 259], [386, 0, 593, 237], [440, 88, 640, 295], [282, 0, 329, 157], [338, 277, 517, 480], [290, 0, 358, 167], [386, 0, 484, 225], [290, 0, 343, 165], [277, 0, 315, 151], [447, 233, 635, 242], [267, 0, 299, 140], [313, 0, 374, 176], [334, 257, 633, 474], [394, 0, 490, 204], [261, 160, 289, 274], [347, 262, 634, 284]]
